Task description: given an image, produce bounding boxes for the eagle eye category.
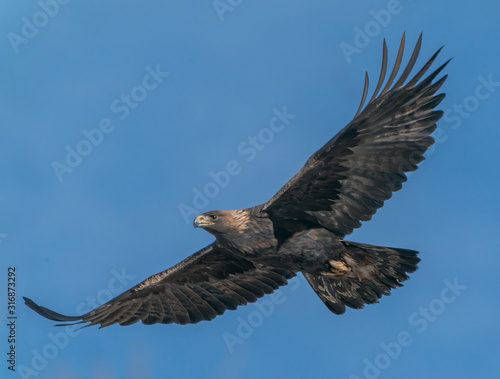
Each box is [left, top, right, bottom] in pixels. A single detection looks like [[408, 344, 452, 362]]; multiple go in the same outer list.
[[209, 215, 218, 221]]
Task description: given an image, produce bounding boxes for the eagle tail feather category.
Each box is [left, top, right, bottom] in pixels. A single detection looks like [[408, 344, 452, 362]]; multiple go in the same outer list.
[[303, 242, 420, 315]]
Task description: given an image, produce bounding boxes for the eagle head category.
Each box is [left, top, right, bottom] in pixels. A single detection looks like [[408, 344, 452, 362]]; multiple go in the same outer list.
[[193, 210, 250, 236]]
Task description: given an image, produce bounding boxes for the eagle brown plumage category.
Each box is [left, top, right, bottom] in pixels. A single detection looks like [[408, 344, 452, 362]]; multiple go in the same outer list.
[[24, 33, 449, 328]]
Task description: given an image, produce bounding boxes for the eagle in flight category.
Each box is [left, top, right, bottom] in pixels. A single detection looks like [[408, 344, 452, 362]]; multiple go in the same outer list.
[[25, 33, 449, 328]]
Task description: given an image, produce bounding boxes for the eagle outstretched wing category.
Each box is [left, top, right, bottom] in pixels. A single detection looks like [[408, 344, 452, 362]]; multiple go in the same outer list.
[[24, 244, 295, 328], [263, 33, 449, 238]]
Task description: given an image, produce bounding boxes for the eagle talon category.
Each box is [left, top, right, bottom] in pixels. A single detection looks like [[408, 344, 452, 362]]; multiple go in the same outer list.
[[328, 259, 351, 275]]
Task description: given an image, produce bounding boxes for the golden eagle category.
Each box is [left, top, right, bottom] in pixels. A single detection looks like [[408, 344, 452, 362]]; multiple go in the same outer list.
[[25, 34, 449, 328]]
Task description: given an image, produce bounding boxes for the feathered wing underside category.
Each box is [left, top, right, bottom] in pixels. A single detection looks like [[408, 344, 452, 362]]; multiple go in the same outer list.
[[263, 33, 449, 238], [24, 244, 295, 328]]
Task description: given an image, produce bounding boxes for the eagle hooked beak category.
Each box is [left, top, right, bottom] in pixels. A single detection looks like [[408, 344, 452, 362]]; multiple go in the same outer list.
[[193, 215, 214, 228]]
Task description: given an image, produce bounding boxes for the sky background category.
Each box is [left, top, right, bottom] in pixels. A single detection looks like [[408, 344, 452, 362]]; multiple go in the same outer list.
[[1, 1, 499, 378]]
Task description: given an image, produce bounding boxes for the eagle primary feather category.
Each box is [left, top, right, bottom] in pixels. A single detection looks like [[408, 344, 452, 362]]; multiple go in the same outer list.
[[25, 33, 449, 328]]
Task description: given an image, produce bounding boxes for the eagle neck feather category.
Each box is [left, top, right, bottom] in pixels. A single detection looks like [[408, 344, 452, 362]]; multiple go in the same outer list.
[[217, 209, 276, 256]]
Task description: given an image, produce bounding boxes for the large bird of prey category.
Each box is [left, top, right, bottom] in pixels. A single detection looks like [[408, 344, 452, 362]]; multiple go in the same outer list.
[[25, 33, 449, 328]]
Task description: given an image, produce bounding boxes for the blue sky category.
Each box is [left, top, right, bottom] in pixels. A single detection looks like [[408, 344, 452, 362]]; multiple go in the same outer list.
[[1, 1, 499, 378]]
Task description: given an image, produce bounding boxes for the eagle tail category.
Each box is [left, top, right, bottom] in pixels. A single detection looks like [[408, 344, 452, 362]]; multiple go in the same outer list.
[[303, 241, 420, 315]]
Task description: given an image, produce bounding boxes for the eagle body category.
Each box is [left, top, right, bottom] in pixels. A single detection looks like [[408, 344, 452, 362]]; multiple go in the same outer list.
[[204, 209, 343, 274], [25, 34, 449, 328]]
